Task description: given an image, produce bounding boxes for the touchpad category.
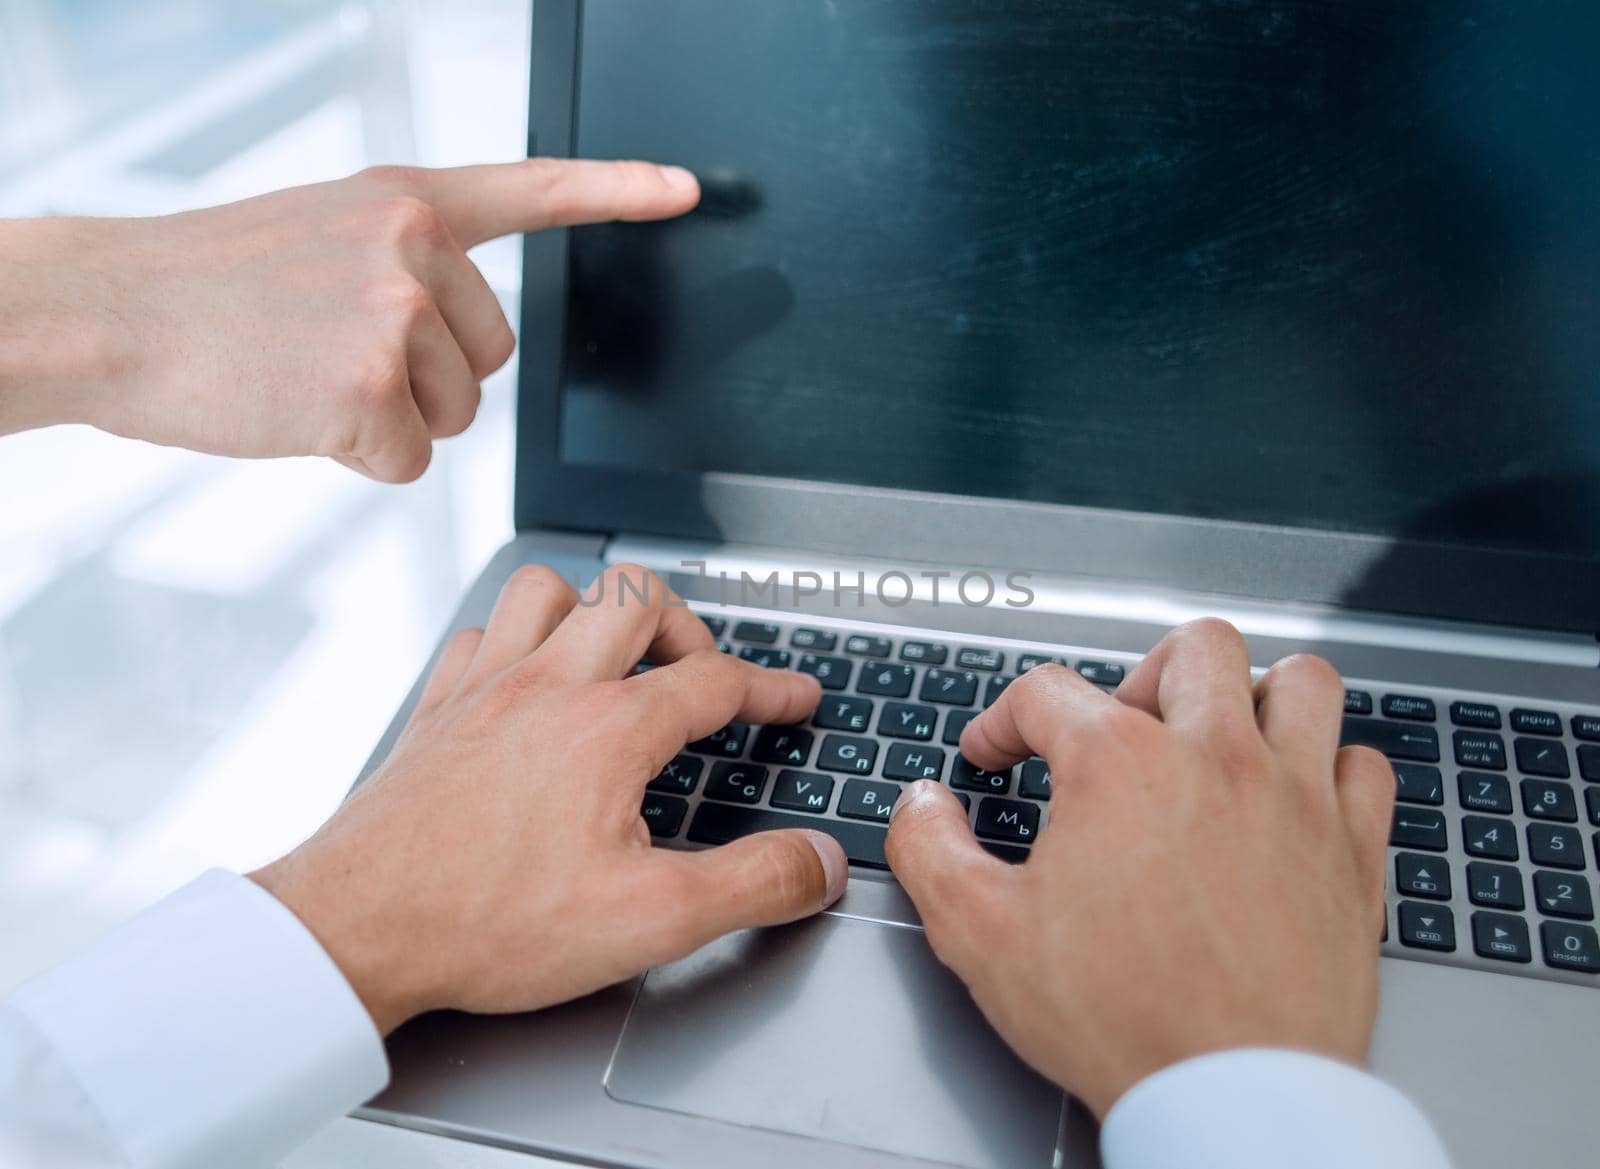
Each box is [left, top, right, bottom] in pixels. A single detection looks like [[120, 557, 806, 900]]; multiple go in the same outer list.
[[604, 913, 1064, 1169]]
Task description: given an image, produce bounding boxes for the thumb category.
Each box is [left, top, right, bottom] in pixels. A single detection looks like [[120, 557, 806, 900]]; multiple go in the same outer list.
[[885, 781, 1015, 964], [417, 157, 702, 248], [651, 828, 847, 955]]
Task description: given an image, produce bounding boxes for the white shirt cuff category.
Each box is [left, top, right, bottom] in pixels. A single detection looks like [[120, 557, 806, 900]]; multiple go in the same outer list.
[[1100, 1048, 1454, 1169], [8, 869, 390, 1169]]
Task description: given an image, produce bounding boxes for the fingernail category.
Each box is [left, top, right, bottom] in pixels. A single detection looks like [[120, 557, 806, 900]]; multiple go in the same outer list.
[[891, 780, 936, 822], [804, 831, 848, 905], [658, 164, 699, 193]]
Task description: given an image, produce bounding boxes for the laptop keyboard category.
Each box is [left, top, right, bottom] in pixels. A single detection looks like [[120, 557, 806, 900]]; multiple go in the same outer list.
[[636, 607, 1600, 989]]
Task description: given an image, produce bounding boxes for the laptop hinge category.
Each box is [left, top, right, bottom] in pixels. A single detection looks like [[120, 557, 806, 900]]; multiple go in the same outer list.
[[605, 535, 1600, 670]]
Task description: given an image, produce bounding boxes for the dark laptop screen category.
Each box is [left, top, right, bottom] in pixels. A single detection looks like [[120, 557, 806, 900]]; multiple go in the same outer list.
[[558, 1, 1600, 562]]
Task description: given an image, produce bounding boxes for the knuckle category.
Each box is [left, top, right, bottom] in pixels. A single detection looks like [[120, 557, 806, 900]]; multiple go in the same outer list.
[[1174, 615, 1247, 654], [504, 563, 572, 602], [432, 382, 481, 439], [371, 194, 450, 251], [1269, 652, 1344, 697]]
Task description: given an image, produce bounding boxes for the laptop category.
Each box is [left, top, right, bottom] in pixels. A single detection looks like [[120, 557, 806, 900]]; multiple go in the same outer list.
[[353, 3, 1600, 1166]]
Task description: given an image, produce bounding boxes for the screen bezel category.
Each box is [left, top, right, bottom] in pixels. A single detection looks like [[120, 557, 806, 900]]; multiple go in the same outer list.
[[514, 0, 1600, 636]]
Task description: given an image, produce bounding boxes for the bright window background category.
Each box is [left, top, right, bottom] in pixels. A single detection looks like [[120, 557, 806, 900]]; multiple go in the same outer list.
[[0, 0, 527, 995]]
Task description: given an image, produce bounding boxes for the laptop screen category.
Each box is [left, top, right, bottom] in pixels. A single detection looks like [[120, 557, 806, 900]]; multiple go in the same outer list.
[[557, 1, 1600, 564]]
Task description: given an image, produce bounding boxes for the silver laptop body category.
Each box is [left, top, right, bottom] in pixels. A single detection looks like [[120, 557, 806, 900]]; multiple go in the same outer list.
[[355, 3, 1600, 1166]]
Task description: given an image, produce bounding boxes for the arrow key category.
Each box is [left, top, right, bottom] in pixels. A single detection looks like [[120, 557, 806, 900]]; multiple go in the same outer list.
[[1394, 852, 1451, 900], [1533, 871, 1594, 921], [1398, 901, 1456, 951], [1471, 911, 1532, 963]]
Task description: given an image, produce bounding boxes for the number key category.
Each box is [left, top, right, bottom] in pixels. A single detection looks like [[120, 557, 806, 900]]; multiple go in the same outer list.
[[1463, 815, 1518, 861], [920, 669, 979, 706], [1540, 921, 1600, 974], [1533, 871, 1594, 920], [858, 661, 916, 698], [1457, 771, 1512, 814], [1528, 823, 1585, 870], [1522, 779, 1578, 822], [797, 653, 852, 691], [1467, 862, 1524, 910]]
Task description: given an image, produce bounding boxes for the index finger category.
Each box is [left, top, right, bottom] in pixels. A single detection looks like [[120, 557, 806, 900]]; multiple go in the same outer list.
[[959, 663, 1129, 771], [628, 649, 822, 772], [414, 158, 701, 247]]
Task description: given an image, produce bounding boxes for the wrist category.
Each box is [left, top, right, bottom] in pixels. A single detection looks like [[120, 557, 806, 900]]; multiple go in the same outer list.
[[249, 846, 437, 1037], [0, 217, 147, 435]]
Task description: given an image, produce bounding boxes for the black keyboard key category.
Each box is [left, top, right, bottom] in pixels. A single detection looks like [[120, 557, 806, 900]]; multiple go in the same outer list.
[[769, 769, 835, 814], [1588, 788, 1600, 826], [1534, 871, 1594, 920], [738, 646, 791, 670], [1394, 853, 1451, 900], [1344, 689, 1373, 715], [956, 647, 1004, 672], [981, 842, 1031, 864], [1515, 737, 1570, 779], [1580, 745, 1600, 782], [1528, 823, 1585, 870], [1572, 715, 1600, 743], [813, 696, 873, 732], [899, 640, 948, 665], [975, 797, 1041, 844], [1522, 779, 1578, 822], [858, 661, 916, 698], [1019, 653, 1063, 673], [883, 743, 947, 781], [1390, 807, 1447, 851], [943, 708, 980, 746], [789, 627, 836, 651], [844, 634, 891, 658], [1472, 912, 1532, 963], [952, 757, 1013, 794], [751, 726, 814, 767], [640, 793, 688, 838], [705, 762, 769, 804], [1452, 730, 1506, 770], [1383, 694, 1436, 721], [1393, 763, 1443, 806], [1342, 717, 1440, 762], [797, 653, 852, 691], [1397, 901, 1456, 951], [1463, 815, 1518, 860], [1511, 708, 1562, 737], [689, 722, 749, 758], [1458, 771, 1513, 814], [717, 641, 733, 654], [688, 803, 889, 869], [879, 701, 938, 741], [984, 676, 1016, 708], [1467, 862, 1524, 910], [1449, 701, 1501, 729], [838, 778, 902, 822], [1019, 758, 1052, 801], [647, 754, 704, 796], [1077, 660, 1125, 687], [699, 615, 727, 637], [921, 669, 979, 706], [817, 733, 878, 775], [1540, 921, 1600, 974], [733, 620, 780, 644]]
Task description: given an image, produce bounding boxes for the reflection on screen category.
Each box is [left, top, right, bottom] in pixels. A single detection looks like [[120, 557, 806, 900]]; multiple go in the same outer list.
[[561, 0, 1600, 559]]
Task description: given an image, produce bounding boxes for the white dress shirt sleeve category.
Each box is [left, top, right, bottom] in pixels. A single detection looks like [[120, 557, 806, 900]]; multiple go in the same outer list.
[[1, 869, 389, 1169], [1100, 1047, 1454, 1169]]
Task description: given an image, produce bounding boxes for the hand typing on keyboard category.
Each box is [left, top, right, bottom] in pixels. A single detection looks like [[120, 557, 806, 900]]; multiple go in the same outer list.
[[883, 618, 1396, 1121], [250, 564, 845, 1034], [0, 158, 699, 480]]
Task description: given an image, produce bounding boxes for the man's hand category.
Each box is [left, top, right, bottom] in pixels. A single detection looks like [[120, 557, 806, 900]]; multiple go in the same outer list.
[[884, 619, 1394, 1121], [0, 159, 699, 480], [250, 564, 845, 1034]]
